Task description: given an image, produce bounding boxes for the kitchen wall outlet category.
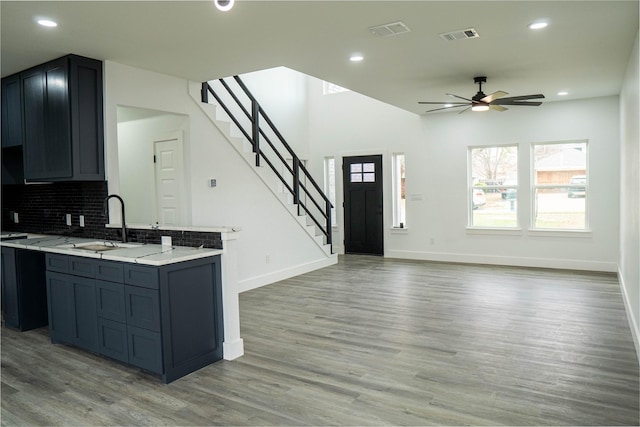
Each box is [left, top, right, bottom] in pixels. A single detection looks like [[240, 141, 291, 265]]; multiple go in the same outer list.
[[79, 215, 85, 227], [13, 212, 19, 223], [65, 214, 72, 226], [209, 179, 217, 188], [161, 236, 172, 246]]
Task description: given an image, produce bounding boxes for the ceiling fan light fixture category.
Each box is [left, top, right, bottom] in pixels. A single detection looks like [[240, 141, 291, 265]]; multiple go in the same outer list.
[[472, 104, 490, 112], [557, 91, 569, 96], [349, 54, 364, 62]]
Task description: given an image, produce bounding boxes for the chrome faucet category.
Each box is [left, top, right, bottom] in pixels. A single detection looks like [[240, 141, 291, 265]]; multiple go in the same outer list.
[[103, 194, 127, 243]]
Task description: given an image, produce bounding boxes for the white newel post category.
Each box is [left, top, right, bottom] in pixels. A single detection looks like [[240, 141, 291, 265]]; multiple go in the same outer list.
[[220, 231, 244, 360]]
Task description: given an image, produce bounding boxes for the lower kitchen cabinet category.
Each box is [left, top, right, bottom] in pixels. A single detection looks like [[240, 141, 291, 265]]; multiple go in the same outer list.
[[46, 271, 99, 352], [1, 247, 48, 331], [45, 253, 223, 383]]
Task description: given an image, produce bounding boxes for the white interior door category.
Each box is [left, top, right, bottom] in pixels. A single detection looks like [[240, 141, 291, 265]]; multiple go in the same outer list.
[[154, 133, 185, 225]]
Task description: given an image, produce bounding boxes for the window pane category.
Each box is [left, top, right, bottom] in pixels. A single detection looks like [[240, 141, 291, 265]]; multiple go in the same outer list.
[[363, 172, 375, 182], [324, 157, 336, 227], [363, 163, 375, 172], [534, 189, 586, 229], [470, 146, 518, 227], [533, 142, 587, 230], [350, 173, 362, 183], [350, 163, 362, 173], [534, 142, 586, 185], [392, 154, 406, 227]]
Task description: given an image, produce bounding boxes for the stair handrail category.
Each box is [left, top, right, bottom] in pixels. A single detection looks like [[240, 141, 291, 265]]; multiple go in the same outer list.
[[202, 77, 333, 248]]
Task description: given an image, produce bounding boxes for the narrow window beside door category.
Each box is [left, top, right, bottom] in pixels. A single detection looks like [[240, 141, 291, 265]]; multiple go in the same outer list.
[[392, 154, 406, 228]]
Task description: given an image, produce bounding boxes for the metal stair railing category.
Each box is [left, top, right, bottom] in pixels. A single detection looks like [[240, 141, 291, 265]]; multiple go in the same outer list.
[[201, 77, 333, 249]]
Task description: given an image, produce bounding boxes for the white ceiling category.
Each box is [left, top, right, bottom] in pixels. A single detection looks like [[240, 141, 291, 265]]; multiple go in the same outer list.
[[1, 1, 638, 115]]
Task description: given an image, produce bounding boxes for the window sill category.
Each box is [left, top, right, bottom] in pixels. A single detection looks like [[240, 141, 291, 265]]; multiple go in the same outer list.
[[390, 227, 409, 234], [528, 229, 592, 238], [466, 227, 523, 236]]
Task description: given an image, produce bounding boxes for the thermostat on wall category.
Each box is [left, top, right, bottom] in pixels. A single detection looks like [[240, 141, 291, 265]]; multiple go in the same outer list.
[[209, 179, 217, 187]]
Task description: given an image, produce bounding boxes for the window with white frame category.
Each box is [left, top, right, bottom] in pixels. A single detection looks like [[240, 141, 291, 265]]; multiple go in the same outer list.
[[322, 81, 349, 95], [469, 145, 518, 227], [532, 141, 587, 230], [324, 157, 337, 226], [392, 153, 406, 228]]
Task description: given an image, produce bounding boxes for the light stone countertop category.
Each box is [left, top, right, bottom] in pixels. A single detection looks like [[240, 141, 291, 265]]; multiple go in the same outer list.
[[0, 235, 223, 266]]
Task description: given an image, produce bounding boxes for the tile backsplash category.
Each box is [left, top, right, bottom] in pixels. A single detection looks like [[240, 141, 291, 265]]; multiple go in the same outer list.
[[1, 182, 222, 249]]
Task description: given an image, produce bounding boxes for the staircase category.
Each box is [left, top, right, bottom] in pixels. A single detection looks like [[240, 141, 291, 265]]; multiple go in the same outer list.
[[191, 76, 334, 257]]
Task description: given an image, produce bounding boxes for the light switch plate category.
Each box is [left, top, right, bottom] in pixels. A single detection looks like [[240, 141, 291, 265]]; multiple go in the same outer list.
[[209, 179, 217, 187], [79, 215, 85, 227], [65, 214, 72, 226]]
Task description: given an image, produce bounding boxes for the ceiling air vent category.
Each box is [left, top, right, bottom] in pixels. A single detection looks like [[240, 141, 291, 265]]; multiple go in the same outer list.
[[368, 21, 411, 37], [440, 28, 479, 41]]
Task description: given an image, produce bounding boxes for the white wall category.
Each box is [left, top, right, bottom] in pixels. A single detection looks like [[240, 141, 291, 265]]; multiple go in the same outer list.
[[307, 75, 621, 272], [104, 61, 331, 285], [619, 31, 639, 354], [117, 112, 190, 225]]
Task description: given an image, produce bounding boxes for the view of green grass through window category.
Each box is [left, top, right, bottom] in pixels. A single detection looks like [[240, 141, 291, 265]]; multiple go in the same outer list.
[[470, 146, 518, 227]]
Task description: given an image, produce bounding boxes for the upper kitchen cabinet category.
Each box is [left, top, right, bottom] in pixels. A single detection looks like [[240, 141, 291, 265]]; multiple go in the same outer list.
[[1, 74, 23, 148], [21, 54, 104, 182]]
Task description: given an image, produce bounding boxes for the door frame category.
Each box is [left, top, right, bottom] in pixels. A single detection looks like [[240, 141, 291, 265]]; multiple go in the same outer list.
[[341, 153, 385, 256]]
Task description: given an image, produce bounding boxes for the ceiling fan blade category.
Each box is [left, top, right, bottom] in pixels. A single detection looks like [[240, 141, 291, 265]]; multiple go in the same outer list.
[[494, 100, 543, 106], [458, 106, 472, 114], [418, 101, 469, 105], [424, 104, 469, 113], [481, 90, 509, 103], [446, 93, 473, 102], [489, 104, 508, 112], [492, 94, 545, 104]]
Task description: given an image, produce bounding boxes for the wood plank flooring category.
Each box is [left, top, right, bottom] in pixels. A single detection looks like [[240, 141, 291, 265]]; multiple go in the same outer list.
[[2, 255, 639, 426]]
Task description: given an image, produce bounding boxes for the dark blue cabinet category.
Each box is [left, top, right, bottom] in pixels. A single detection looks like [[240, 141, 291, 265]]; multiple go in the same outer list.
[[44, 253, 223, 383], [12, 54, 104, 182], [1, 247, 48, 331]]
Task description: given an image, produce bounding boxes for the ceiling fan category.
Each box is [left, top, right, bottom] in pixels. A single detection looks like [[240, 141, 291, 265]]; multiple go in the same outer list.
[[419, 76, 544, 113]]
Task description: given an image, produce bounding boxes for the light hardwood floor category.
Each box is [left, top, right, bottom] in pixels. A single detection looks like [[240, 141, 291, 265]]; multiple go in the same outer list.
[[2, 255, 639, 426]]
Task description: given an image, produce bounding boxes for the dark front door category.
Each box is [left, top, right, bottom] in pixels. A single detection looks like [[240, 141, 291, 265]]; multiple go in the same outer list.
[[343, 155, 383, 255]]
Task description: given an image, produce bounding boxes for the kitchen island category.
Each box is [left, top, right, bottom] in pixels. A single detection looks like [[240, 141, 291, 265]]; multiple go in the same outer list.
[[1, 235, 224, 383]]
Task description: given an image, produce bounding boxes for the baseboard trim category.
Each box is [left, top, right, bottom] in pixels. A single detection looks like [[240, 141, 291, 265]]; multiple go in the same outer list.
[[238, 255, 338, 293], [385, 249, 618, 272], [223, 338, 244, 361], [618, 267, 640, 362]]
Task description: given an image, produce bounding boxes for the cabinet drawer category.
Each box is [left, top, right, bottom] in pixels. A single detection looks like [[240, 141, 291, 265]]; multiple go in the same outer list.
[[96, 280, 126, 322], [69, 257, 96, 278], [125, 286, 160, 332], [128, 325, 162, 374], [96, 261, 124, 283], [98, 318, 128, 363], [45, 254, 68, 273], [124, 265, 159, 289]]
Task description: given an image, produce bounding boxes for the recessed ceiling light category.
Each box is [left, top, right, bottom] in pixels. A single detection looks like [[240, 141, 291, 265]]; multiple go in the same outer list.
[[528, 21, 548, 30], [214, 0, 234, 12], [37, 19, 58, 27], [349, 54, 364, 62], [557, 91, 569, 96]]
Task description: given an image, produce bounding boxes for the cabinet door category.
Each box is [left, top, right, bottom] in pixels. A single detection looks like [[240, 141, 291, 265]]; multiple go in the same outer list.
[[1, 75, 23, 148], [127, 325, 162, 374], [46, 271, 74, 345], [97, 318, 128, 363], [125, 286, 160, 332], [21, 66, 47, 180], [68, 55, 104, 181], [96, 280, 126, 322], [70, 275, 99, 352], [1, 247, 20, 328]]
